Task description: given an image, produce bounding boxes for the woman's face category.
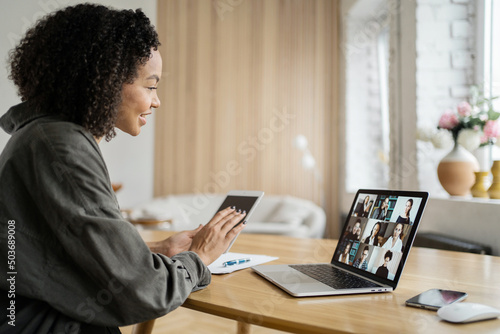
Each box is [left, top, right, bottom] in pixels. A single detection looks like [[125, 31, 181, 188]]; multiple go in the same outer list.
[[382, 198, 389, 209], [116, 49, 162, 136], [404, 200, 412, 215], [393, 224, 403, 238], [353, 222, 361, 234], [372, 223, 380, 236]]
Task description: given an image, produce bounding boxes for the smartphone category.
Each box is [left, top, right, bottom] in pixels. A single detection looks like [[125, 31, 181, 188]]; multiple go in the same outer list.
[[214, 190, 264, 253], [405, 289, 468, 310]]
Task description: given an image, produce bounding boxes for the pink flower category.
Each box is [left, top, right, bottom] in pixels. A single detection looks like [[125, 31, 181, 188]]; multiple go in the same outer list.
[[483, 120, 500, 139], [457, 101, 472, 117], [438, 109, 459, 130]]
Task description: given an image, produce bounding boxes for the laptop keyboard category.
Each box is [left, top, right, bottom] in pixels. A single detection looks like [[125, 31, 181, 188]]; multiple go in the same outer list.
[[290, 264, 380, 289]]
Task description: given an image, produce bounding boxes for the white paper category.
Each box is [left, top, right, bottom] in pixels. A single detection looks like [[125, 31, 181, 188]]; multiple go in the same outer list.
[[208, 252, 278, 274]]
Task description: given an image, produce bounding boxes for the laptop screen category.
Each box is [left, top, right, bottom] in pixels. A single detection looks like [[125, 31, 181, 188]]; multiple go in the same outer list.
[[333, 189, 428, 287]]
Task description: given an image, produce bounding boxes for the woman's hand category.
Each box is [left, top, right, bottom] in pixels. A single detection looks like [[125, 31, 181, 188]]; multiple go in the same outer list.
[[147, 207, 246, 264], [147, 225, 203, 257], [189, 206, 247, 265]]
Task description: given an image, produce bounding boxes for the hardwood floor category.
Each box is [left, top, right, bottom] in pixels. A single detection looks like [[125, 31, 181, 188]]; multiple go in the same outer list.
[[120, 307, 288, 334]]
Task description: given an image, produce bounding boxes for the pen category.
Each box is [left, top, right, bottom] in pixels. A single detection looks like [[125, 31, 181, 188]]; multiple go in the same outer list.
[[223, 258, 251, 267]]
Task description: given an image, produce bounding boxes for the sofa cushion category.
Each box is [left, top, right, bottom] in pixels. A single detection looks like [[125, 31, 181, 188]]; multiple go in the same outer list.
[[243, 222, 309, 236], [265, 197, 311, 228]]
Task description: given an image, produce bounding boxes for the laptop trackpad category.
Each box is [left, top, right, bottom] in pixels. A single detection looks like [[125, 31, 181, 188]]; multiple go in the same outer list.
[[266, 270, 321, 285], [264, 269, 335, 294]]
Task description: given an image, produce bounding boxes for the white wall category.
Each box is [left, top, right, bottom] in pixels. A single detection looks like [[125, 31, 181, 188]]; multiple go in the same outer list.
[[0, 0, 157, 208]]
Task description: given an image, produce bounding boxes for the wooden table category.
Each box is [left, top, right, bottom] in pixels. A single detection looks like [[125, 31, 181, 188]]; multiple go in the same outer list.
[[140, 231, 500, 334]]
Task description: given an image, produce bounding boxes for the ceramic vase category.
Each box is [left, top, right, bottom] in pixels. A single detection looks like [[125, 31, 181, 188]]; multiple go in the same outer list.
[[437, 142, 479, 196], [473, 144, 494, 171], [487, 160, 500, 199], [470, 171, 491, 198]]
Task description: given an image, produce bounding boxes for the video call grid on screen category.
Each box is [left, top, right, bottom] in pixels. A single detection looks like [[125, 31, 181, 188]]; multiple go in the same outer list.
[[334, 192, 424, 282]]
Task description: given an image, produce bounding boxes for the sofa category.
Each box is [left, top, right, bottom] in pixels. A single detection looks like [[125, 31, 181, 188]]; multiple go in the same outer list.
[[129, 193, 326, 238]]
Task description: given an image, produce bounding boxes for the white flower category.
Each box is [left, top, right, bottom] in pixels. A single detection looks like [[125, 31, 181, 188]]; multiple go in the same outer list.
[[457, 129, 482, 152], [416, 125, 436, 142], [430, 129, 453, 149], [471, 105, 481, 116]]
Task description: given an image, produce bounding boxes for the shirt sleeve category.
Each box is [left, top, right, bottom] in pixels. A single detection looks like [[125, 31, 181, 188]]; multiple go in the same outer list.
[[20, 122, 211, 326]]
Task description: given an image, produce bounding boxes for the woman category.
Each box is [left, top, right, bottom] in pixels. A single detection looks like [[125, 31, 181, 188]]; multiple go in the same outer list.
[[382, 223, 404, 252], [338, 242, 352, 264], [0, 4, 246, 333], [360, 200, 373, 218], [363, 222, 381, 246], [346, 219, 362, 241], [355, 195, 370, 216], [372, 197, 389, 220], [396, 199, 413, 224], [375, 251, 393, 279]]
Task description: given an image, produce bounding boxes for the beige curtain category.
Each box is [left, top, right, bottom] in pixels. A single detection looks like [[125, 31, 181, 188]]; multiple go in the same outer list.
[[154, 0, 340, 236]]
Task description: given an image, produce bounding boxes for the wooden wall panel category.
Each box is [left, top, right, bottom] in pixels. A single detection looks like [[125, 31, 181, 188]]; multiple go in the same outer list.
[[155, 0, 339, 236]]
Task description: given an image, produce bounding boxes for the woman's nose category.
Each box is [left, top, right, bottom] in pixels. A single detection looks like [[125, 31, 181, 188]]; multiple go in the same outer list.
[[152, 93, 161, 109]]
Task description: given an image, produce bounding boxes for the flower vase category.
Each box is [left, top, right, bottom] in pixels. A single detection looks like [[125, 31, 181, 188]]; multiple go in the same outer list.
[[437, 142, 479, 196], [473, 144, 494, 172], [487, 160, 500, 199], [471, 172, 491, 198]]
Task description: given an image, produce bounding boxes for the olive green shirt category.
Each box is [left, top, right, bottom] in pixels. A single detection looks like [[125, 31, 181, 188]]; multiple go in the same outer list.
[[0, 102, 210, 333]]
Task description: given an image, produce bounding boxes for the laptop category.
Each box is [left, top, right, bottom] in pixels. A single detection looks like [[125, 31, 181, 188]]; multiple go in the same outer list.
[[252, 189, 429, 297]]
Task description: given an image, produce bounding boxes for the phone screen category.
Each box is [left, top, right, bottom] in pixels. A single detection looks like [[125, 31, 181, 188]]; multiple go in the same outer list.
[[405, 289, 467, 310]]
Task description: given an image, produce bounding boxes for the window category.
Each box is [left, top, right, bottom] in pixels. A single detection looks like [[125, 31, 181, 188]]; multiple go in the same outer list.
[[340, 0, 499, 254], [343, 0, 392, 193], [341, 0, 499, 200]]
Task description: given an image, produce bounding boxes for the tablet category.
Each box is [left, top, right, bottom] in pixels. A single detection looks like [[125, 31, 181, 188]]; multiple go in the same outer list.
[[214, 190, 264, 252]]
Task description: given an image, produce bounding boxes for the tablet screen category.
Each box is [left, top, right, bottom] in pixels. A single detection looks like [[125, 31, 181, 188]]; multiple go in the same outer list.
[[217, 195, 259, 226]]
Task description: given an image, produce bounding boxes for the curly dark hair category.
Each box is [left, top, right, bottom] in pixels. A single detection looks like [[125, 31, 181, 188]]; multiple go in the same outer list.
[[8, 4, 160, 141]]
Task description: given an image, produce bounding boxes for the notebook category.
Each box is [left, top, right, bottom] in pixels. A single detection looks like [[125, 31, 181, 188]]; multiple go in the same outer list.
[[252, 189, 429, 297]]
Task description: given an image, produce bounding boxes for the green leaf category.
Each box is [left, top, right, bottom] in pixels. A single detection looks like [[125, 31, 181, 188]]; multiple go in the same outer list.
[[488, 109, 500, 121]]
